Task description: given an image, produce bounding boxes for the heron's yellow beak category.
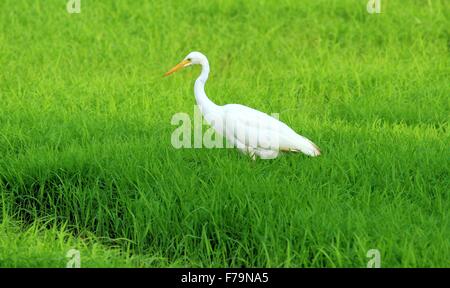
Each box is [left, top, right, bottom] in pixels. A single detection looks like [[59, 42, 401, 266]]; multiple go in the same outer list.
[[164, 59, 191, 77]]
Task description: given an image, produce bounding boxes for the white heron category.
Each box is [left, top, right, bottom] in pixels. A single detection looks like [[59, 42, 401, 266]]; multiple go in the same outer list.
[[164, 51, 321, 159]]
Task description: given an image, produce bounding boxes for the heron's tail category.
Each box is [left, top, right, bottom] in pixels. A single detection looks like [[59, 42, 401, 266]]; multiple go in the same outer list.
[[291, 134, 321, 157]]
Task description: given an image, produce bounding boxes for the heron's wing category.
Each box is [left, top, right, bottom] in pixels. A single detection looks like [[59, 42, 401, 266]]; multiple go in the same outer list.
[[222, 104, 320, 156]]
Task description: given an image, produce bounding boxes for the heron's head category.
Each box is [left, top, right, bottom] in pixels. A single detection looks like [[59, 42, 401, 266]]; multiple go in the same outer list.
[[164, 51, 207, 76]]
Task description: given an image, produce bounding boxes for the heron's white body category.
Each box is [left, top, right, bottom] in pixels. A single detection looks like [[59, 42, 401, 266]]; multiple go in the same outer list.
[[170, 51, 320, 159]]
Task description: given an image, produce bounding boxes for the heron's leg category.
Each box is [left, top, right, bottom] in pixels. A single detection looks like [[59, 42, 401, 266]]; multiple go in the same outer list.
[[247, 147, 257, 160], [240, 146, 257, 160], [234, 139, 257, 160]]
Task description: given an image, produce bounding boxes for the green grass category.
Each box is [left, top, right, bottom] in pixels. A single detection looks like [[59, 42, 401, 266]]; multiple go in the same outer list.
[[0, 0, 449, 267]]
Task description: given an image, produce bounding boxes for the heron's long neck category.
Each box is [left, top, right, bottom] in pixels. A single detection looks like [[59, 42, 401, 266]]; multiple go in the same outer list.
[[194, 60, 220, 115]]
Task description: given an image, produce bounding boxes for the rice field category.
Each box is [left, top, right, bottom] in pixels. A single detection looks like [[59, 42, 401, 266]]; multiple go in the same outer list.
[[0, 0, 449, 267]]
